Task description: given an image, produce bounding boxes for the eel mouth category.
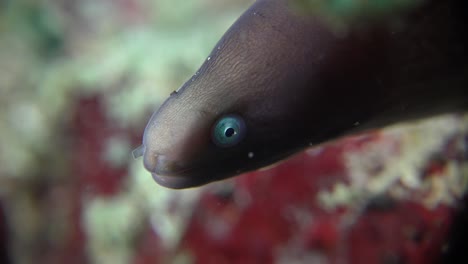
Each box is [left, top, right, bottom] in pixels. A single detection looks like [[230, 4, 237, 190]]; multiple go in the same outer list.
[[151, 173, 199, 189], [143, 152, 191, 176], [146, 154, 212, 189], [151, 170, 223, 189]]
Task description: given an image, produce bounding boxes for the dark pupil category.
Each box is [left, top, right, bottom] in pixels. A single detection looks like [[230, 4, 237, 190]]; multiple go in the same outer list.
[[225, 127, 235, 137]]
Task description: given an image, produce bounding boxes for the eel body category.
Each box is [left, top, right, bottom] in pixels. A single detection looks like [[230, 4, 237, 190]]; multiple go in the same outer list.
[[136, 0, 467, 188]]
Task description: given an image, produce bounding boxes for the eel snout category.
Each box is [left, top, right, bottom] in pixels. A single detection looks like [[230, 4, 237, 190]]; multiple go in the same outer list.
[[141, 151, 199, 189]]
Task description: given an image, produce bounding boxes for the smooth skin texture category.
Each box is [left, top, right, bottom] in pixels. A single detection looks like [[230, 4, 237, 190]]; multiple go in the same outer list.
[[136, 0, 467, 189]]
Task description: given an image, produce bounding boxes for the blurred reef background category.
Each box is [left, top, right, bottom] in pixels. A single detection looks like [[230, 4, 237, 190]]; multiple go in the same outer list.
[[0, 0, 467, 263], [0, 0, 251, 263]]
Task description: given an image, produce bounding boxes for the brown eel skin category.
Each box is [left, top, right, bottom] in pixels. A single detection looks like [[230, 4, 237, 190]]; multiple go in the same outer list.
[[134, 0, 467, 189]]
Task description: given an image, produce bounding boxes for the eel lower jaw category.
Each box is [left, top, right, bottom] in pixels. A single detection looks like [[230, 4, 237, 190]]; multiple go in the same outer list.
[[144, 153, 189, 176], [145, 155, 204, 188], [151, 173, 196, 189]]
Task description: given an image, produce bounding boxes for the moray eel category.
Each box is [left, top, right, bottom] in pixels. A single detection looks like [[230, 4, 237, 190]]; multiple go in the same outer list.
[[135, 0, 467, 189]]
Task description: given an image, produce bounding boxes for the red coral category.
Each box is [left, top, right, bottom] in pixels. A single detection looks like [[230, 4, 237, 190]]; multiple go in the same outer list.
[[177, 130, 463, 263], [69, 96, 129, 196]]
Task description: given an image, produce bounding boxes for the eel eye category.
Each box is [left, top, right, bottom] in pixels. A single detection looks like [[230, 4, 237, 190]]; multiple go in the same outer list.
[[211, 114, 246, 147]]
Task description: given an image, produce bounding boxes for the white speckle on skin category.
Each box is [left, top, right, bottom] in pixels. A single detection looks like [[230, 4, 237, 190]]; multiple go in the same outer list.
[[248, 152, 254, 159]]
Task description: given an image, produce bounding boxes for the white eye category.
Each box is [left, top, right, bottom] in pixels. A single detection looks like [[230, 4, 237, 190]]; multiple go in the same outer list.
[[211, 114, 246, 147]]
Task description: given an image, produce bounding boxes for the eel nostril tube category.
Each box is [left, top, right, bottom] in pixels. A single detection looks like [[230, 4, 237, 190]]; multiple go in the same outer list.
[[132, 145, 145, 159]]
